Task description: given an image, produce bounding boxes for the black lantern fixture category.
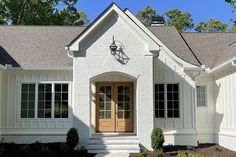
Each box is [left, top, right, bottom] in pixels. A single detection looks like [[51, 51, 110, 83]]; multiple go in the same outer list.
[[110, 36, 117, 55]]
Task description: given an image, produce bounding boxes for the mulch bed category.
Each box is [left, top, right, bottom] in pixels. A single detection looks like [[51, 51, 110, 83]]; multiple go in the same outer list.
[[130, 144, 236, 157], [0, 142, 95, 157]]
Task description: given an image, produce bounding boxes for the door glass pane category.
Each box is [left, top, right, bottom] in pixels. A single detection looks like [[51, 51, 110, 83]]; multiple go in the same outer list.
[[99, 111, 104, 119], [99, 103, 104, 110], [117, 111, 123, 118], [105, 111, 111, 118], [124, 111, 130, 119], [118, 103, 123, 110], [106, 103, 111, 110], [98, 86, 112, 119], [124, 103, 130, 110], [117, 85, 131, 119]]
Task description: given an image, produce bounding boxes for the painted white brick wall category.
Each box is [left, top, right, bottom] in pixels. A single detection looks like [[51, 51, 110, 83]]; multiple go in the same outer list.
[[73, 12, 154, 149]]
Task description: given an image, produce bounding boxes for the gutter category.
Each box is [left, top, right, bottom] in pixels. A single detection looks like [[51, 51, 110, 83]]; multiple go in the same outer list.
[[184, 65, 209, 80], [210, 57, 236, 73]]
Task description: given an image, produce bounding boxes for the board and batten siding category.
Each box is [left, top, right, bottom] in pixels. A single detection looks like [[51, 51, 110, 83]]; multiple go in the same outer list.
[[214, 67, 236, 151], [195, 75, 216, 143], [154, 51, 197, 146], [1, 70, 73, 143]]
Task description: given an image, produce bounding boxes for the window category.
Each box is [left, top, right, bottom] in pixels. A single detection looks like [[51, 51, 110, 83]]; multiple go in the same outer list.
[[54, 84, 69, 118], [38, 84, 52, 118], [21, 84, 35, 118], [155, 84, 165, 118], [167, 84, 179, 118], [196, 85, 207, 107], [20, 83, 69, 119], [155, 83, 180, 118]]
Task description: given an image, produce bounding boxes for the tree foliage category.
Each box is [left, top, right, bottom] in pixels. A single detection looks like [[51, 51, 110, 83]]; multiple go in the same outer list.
[[163, 8, 194, 32], [135, 5, 157, 26], [225, 0, 236, 10], [195, 19, 228, 32], [0, 0, 89, 25], [135, 6, 194, 32]]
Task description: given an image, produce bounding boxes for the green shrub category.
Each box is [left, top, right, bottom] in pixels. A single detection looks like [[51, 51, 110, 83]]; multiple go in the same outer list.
[[177, 151, 204, 157], [151, 128, 165, 150], [66, 128, 79, 151], [155, 148, 164, 157], [140, 148, 148, 157], [215, 145, 222, 151]]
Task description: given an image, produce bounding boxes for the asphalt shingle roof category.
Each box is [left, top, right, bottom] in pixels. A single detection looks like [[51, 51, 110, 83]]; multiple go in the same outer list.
[[0, 26, 85, 69], [1, 25, 236, 69], [181, 32, 236, 68], [148, 26, 201, 66]]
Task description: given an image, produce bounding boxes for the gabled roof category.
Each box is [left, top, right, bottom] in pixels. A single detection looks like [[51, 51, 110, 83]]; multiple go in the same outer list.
[[67, 3, 159, 52], [0, 26, 85, 69]]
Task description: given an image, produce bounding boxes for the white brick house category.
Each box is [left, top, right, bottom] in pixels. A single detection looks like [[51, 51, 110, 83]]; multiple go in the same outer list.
[[1, 3, 236, 153]]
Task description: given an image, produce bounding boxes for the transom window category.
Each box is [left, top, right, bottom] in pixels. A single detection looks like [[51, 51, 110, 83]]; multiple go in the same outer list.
[[196, 85, 207, 107], [155, 83, 180, 118], [20, 83, 69, 119]]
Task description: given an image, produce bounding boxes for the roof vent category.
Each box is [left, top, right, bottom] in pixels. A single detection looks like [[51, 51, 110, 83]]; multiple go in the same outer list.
[[151, 16, 165, 26]]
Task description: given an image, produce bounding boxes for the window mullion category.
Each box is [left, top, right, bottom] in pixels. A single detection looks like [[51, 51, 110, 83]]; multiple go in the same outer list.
[[52, 83, 55, 119], [35, 83, 38, 118], [164, 83, 167, 118]]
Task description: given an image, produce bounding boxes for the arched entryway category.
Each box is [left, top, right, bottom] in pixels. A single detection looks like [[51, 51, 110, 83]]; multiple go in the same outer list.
[[90, 72, 137, 134]]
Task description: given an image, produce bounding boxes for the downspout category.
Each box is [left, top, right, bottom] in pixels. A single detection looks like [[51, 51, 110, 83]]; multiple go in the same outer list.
[[65, 46, 74, 58], [190, 65, 208, 145], [231, 60, 236, 67]]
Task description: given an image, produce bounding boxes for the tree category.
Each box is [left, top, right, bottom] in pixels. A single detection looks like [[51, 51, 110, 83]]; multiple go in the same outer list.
[[163, 8, 194, 32], [195, 19, 228, 32], [135, 5, 157, 26], [0, 0, 89, 25], [225, 0, 236, 11]]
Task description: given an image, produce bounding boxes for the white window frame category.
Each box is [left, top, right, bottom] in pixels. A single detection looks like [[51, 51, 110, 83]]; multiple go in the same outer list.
[[18, 81, 72, 120], [196, 84, 208, 107], [155, 82, 181, 119]]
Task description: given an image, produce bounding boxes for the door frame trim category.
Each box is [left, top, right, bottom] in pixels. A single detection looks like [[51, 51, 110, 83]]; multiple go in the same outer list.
[[95, 82, 134, 133]]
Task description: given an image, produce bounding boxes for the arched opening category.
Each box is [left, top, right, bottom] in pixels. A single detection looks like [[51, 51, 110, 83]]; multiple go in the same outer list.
[[90, 72, 137, 135]]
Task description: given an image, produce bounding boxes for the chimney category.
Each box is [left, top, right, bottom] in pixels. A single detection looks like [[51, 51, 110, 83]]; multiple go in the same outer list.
[[151, 15, 165, 26]]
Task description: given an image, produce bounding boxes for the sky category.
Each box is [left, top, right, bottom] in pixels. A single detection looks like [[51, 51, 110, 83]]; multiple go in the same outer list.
[[75, 0, 236, 29]]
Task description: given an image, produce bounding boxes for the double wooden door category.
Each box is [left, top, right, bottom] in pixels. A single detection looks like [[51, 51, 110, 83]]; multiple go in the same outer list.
[[96, 82, 133, 132]]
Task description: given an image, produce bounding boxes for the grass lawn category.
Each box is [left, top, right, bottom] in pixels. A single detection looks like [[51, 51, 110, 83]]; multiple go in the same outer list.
[[130, 144, 236, 157]]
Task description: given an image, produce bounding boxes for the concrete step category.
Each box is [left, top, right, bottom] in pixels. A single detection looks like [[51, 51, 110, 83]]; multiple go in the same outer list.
[[88, 139, 139, 145], [87, 144, 139, 150], [88, 135, 139, 154]]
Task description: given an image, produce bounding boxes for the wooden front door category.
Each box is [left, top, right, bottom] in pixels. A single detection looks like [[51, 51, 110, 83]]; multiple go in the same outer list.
[[96, 83, 133, 132]]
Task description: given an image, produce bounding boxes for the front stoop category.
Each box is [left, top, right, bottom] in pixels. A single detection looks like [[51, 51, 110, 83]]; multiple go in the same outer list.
[[88, 134, 140, 153], [94, 153, 130, 157]]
